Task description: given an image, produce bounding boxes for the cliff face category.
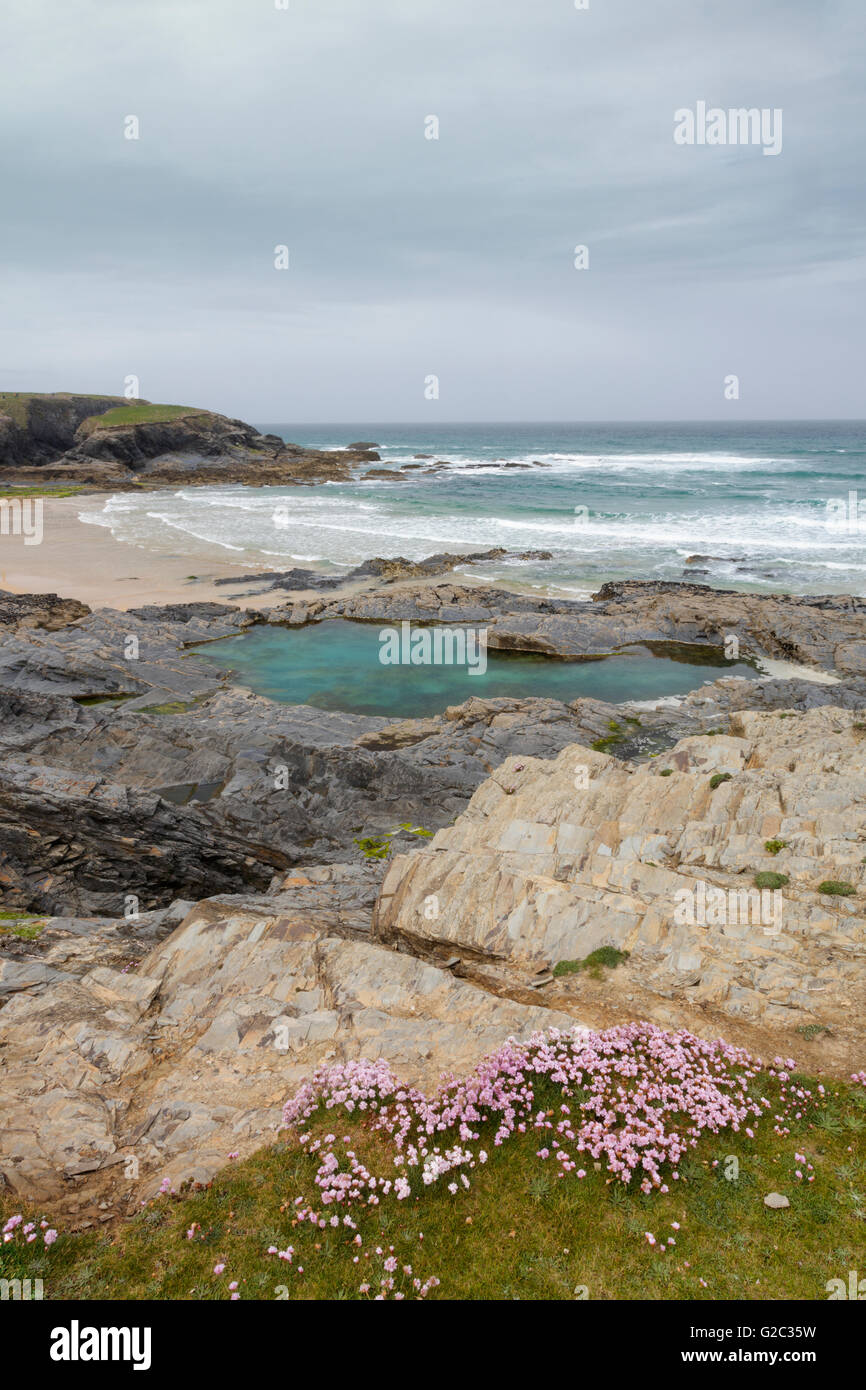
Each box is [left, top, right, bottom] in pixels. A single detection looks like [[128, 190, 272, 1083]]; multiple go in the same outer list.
[[0, 393, 127, 466], [0, 393, 379, 486]]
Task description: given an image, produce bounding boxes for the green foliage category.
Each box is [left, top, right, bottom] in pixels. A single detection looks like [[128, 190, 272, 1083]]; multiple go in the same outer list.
[[753, 871, 789, 890], [390, 822, 433, 838], [553, 947, 630, 980], [82, 404, 207, 430], [709, 772, 732, 790], [0, 390, 125, 428], [659, 768, 673, 777], [817, 880, 856, 897], [796, 1024, 831, 1041], [0, 484, 82, 498], [591, 718, 639, 752], [764, 839, 788, 855], [354, 823, 434, 860], [353, 836, 392, 861], [134, 697, 206, 715], [0, 911, 46, 939]]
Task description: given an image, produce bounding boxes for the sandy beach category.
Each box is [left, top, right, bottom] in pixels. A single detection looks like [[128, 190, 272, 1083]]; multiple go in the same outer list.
[[0, 492, 555, 613], [0, 494, 299, 610]]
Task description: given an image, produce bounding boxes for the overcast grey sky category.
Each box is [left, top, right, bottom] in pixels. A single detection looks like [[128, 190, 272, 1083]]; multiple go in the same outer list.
[[0, 0, 863, 422]]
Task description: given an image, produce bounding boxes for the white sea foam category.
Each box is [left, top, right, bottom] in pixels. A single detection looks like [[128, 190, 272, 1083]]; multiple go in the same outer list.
[[75, 441, 866, 600], [143, 512, 246, 551]]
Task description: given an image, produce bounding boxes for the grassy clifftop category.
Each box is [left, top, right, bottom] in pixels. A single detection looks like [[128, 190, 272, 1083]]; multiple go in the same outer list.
[[0, 393, 237, 476], [0, 391, 127, 428], [77, 403, 209, 434], [0, 394, 211, 435]]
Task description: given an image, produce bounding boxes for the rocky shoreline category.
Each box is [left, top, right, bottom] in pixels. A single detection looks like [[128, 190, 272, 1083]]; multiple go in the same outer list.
[[0, 392, 387, 488], [0, 392, 557, 490], [1, 567, 865, 1217]]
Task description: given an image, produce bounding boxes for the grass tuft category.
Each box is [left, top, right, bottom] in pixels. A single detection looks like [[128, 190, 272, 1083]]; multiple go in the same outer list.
[[764, 839, 788, 856], [753, 871, 789, 890], [553, 947, 630, 979]]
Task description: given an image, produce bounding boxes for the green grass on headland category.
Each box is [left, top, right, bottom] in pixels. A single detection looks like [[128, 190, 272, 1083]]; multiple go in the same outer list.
[[0, 392, 206, 434], [81, 404, 207, 431], [0, 392, 127, 427], [3, 1069, 864, 1301]]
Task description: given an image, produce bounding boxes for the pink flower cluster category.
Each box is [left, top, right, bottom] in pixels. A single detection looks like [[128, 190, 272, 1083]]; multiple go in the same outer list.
[[2, 1214, 57, 1247], [282, 1022, 767, 1205], [766, 1062, 823, 1137]]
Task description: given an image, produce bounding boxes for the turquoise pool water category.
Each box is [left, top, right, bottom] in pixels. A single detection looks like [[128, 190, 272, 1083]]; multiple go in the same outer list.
[[195, 620, 757, 718]]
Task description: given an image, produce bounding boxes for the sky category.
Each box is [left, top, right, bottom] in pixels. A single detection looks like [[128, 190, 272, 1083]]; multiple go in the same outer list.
[[0, 0, 863, 423]]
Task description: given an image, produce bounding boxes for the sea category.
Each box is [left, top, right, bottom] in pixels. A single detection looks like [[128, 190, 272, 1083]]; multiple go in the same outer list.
[[79, 421, 866, 597]]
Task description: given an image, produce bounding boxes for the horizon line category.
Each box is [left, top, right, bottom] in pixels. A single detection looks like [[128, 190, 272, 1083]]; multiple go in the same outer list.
[[251, 417, 866, 427]]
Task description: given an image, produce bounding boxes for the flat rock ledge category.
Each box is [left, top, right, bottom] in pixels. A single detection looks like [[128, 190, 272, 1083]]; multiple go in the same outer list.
[[0, 865, 573, 1212]]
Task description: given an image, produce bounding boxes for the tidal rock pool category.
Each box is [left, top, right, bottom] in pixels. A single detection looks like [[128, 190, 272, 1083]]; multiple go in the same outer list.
[[193, 619, 758, 718]]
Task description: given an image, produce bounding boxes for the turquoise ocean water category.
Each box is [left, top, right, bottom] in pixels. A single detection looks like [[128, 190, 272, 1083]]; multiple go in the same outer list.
[[81, 421, 866, 597]]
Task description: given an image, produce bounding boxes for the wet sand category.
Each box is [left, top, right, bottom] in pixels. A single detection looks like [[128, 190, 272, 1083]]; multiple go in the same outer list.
[[0, 494, 524, 612], [0, 495, 319, 610]]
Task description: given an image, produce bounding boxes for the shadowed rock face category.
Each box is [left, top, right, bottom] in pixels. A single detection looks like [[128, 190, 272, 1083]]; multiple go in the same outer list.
[[0, 683, 648, 913], [0, 394, 127, 466], [0, 760, 286, 915], [373, 705, 866, 1064]]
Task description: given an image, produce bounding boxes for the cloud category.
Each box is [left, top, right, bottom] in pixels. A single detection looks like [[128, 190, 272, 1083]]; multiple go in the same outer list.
[[0, 0, 862, 419]]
